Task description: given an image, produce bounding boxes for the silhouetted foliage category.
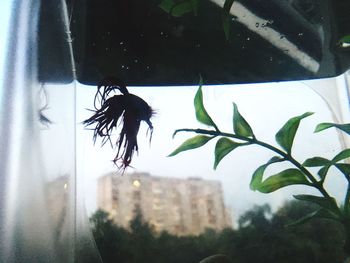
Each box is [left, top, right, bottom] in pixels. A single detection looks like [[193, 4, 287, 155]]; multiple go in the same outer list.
[[90, 201, 346, 263], [90, 210, 132, 262]]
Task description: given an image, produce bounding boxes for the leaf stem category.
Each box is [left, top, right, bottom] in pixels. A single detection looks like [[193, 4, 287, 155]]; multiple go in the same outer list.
[[345, 187, 350, 215], [174, 128, 332, 200], [333, 166, 350, 214]]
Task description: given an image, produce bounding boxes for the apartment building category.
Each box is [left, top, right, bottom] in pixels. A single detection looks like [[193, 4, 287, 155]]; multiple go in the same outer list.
[[97, 172, 232, 236]]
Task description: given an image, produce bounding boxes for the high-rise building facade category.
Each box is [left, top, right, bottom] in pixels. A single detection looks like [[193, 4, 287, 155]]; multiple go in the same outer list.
[[97, 172, 232, 236]]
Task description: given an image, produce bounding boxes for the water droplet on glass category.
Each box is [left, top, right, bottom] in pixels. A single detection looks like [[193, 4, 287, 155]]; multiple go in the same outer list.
[[298, 32, 304, 36], [231, 15, 238, 21], [269, 57, 273, 62], [280, 35, 285, 39], [123, 48, 127, 52], [246, 37, 250, 41], [126, 66, 130, 70], [120, 41, 124, 45], [134, 59, 139, 63], [160, 31, 164, 35], [121, 65, 125, 69], [146, 66, 150, 69], [255, 23, 259, 27]]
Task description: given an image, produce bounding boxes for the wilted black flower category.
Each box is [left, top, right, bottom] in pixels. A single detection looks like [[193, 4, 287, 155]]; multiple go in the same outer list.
[[83, 77, 154, 171]]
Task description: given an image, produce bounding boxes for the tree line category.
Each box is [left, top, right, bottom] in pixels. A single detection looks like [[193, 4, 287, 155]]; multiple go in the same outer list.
[[90, 201, 346, 263]]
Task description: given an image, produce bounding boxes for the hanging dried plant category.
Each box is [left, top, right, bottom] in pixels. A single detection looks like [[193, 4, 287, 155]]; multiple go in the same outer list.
[[83, 77, 154, 171]]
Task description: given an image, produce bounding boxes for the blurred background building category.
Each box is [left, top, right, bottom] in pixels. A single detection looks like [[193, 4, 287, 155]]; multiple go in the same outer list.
[[97, 172, 232, 235]]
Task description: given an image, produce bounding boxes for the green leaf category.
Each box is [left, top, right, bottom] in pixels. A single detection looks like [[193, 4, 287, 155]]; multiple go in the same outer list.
[[190, 0, 199, 15], [293, 194, 339, 215], [313, 208, 341, 220], [255, 169, 310, 193], [303, 157, 330, 167], [318, 165, 331, 179], [159, 0, 194, 17], [275, 112, 314, 154], [286, 208, 339, 227], [335, 163, 350, 177], [223, 0, 235, 15], [168, 135, 213, 156], [200, 255, 232, 263], [302, 157, 332, 180], [306, 149, 350, 179], [250, 157, 284, 191], [250, 165, 267, 191], [286, 210, 319, 227], [214, 137, 243, 169], [159, 0, 174, 13], [339, 35, 350, 44], [222, 0, 234, 40], [315, 123, 350, 135], [194, 77, 218, 130], [222, 15, 230, 40], [171, 1, 193, 17], [233, 103, 254, 138], [332, 148, 350, 163]]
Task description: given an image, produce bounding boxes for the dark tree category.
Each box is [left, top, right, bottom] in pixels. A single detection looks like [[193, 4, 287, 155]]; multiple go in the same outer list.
[[90, 201, 345, 263], [90, 209, 131, 263]]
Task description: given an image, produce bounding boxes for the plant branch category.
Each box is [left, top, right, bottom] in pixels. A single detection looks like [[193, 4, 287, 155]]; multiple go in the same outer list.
[[332, 166, 350, 214], [174, 128, 333, 200], [345, 187, 350, 215], [334, 165, 350, 184]]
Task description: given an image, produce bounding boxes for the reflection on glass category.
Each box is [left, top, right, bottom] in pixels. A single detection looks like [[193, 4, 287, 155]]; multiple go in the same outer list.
[[79, 74, 349, 262]]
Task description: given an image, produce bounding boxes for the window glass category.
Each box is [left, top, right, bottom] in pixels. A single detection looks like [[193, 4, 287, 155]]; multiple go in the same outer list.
[[79, 74, 349, 262]]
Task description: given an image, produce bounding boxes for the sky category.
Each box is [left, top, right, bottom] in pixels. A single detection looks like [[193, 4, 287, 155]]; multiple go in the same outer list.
[[73, 79, 349, 223]]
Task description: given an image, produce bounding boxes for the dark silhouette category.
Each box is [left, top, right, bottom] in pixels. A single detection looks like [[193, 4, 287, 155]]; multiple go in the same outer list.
[[90, 201, 346, 263], [83, 77, 154, 171]]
